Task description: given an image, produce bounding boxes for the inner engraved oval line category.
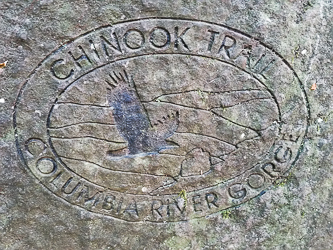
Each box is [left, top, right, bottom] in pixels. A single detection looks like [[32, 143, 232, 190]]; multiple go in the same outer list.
[[46, 54, 282, 195]]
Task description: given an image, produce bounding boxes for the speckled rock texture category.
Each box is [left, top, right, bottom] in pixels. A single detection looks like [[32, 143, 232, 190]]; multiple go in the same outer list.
[[0, 1, 332, 249]]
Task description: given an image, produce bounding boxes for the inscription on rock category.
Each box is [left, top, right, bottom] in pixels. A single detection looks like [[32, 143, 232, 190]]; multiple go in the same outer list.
[[14, 18, 309, 222]]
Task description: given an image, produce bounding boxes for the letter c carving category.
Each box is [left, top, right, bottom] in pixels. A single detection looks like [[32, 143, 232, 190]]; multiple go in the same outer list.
[[50, 59, 74, 80]]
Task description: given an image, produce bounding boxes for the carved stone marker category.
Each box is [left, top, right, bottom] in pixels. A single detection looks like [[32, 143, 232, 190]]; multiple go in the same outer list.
[[1, 1, 332, 249], [14, 19, 309, 222]]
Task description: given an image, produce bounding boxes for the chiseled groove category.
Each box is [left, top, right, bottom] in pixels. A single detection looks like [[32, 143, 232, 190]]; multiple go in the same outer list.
[[145, 88, 264, 102], [153, 96, 272, 109], [50, 136, 126, 144], [57, 102, 111, 108], [216, 97, 271, 108], [59, 155, 175, 177], [156, 152, 185, 157], [173, 132, 236, 147], [211, 109, 275, 134], [159, 151, 229, 159], [48, 121, 116, 129]]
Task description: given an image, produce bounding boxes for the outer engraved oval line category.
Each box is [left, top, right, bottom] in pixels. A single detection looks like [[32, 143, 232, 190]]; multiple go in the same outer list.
[[13, 19, 309, 223]]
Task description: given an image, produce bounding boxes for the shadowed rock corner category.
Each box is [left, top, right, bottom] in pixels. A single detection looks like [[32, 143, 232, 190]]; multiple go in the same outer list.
[[106, 70, 179, 157]]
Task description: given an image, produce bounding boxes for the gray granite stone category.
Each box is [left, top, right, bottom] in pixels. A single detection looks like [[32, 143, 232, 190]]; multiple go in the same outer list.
[[0, 1, 332, 249]]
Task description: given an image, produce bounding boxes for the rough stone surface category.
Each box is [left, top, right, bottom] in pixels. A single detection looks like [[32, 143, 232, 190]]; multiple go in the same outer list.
[[1, 0, 332, 249]]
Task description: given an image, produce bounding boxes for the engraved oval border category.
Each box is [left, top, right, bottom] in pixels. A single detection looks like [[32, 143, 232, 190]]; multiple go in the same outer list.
[[13, 18, 310, 222]]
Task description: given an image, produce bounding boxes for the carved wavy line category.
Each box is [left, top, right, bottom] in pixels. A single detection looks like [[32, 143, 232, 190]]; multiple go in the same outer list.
[[159, 151, 230, 159], [155, 96, 272, 109], [211, 109, 275, 133], [214, 97, 272, 109], [50, 136, 126, 144], [56, 102, 110, 108], [145, 88, 264, 102], [173, 132, 237, 147], [48, 122, 116, 129], [59, 155, 176, 177], [210, 109, 261, 133]]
